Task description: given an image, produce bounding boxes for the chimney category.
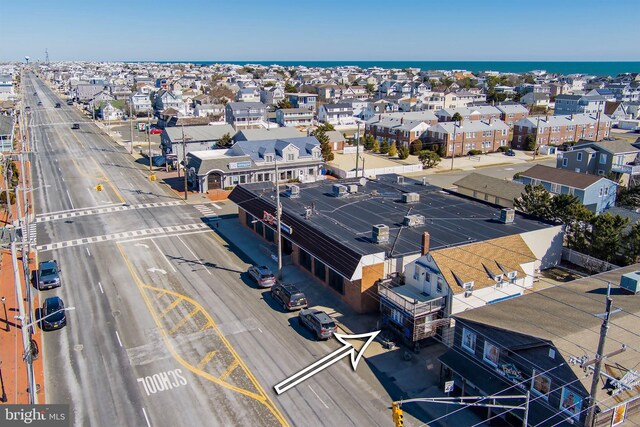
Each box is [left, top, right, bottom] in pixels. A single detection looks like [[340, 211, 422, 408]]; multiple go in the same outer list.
[[421, 231, 430, 256]]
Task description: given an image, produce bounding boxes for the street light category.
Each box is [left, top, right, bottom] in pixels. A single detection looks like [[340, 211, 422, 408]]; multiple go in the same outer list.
[[1, 297, 7, 332], [15, 306, 76, 330]]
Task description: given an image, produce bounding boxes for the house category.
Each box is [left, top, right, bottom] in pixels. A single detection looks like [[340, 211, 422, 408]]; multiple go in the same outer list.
[[452, 173, 526, 208], [326, 130, 346, 151], [260, 86, 285, 106], [160, 124, 236, 161], [365, 111, 438, 148], [556, 139, 640, 187], [88, 91, 114, 111], [604, 101, 628, 123], [99, 102, 124, 121], [554, 94, 606, 116], [435, 106, 502, 123], [318, 103, 355, 126], [235, 87, 260, 103], [495, 103, 529, 128], [187, 136, 324, 192], [0, 74, 15, 101], [74, 83, 105, 102], [519, 164, 618, 214], [276, 108, 314, 127], [512, 114, 612, 149], [549, 82, 572, 97], [130, 92, 152, 114], [153, 90, 185, 115], [193, 104, 225, 122], [225, 102, 267, 129], [426, 119, 510, 156], [229, 175, 562, 314], [0, 114, 14, 152], [520, 92, 550, 109], [384, 233, 545, 344], [439, 264, 640, 427], [287, 93, 317, 112]]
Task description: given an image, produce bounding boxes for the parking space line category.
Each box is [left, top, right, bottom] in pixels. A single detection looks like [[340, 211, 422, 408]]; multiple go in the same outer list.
[[142, 408, 151, 427], [151, 239, 178, 273], [197, 351, 218, 370], [115, 330, 123, 347], [308, 385, 329, 409], [159, 298, 182, 318], [98, 282, 104, 294], [168, 307, 199, 335]]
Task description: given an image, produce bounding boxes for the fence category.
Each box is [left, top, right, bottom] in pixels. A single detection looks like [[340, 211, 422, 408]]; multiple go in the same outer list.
[[561, 247, 618, 273], [331, 163, 423, 179]]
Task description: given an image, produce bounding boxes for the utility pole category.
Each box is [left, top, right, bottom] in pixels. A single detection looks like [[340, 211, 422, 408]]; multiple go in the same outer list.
[[129, 102, 134, 154], [147, 110, 152, 172], [533, 116, 541, 161], [355, 122, 360, 177], [181, 124, 188, 201], [274, 157, 282, 279], [585, 296, 614, 427], [450, 123, 458, 171]]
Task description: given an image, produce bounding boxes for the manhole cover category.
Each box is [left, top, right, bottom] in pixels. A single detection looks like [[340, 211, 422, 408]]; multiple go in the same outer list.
[[112, 310, 121, 318], [74, 345, 83, 352]]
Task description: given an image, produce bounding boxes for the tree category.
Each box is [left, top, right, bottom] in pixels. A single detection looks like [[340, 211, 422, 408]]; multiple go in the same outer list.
[[524, 134, 537, 151], [617, 186, 640, 209], [276, 99, 292, 109], [524, 75, 536, 84], [410, 139, 423, 155], [624, 222, 640, 265], [312, 127, 334, 162], [548, 194, 581, 224], [364, 134, 375, 150], [365, 83, 376, 95], [564, 203, 595, 252], [315, 122, 335, 132], [217, 133, 232, 148], [372, 140, 380, 153], [380, 140, 390, 155], [398, 146, 410, 160], [451, 112, 463, 124], [514, 184, 552, 219], [418, 150, 441, 169], [590, 213, 629, 263], [388, 142, 398, 157], [284, 82, 298, 93]]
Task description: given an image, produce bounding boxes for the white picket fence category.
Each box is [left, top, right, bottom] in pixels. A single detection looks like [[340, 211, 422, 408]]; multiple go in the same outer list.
[[561, 248, 618, 273]]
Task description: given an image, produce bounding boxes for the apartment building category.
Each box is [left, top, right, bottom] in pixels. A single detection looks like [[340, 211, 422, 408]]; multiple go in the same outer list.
[[512, 114, 611, 149], [426, 119, 510, 156], [365, 111, 438, 148]]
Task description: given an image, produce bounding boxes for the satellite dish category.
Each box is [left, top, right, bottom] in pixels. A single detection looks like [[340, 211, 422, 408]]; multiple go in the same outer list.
[[359, 177, 367, 186]]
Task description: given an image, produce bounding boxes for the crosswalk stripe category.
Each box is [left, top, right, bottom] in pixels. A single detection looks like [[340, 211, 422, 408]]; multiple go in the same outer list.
[[35, 201, 185, 224]]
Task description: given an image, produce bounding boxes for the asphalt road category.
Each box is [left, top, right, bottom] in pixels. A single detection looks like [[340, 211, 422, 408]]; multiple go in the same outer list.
[[24, 72, 394, 427]]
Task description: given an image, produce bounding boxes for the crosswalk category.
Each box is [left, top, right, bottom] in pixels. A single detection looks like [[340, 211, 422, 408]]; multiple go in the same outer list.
[[36, 201, 183, 223], [36, 222, 211, 252], [194, 204, 221, 218], [28, 223, 37, 245]]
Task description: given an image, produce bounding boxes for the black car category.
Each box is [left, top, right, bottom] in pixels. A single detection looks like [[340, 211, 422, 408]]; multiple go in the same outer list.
[[54, 102, 61, 108], [41, 296, 67, 331], [271, 282, 308, 311], [71, 123, 80, 130], [37, 101, 42, 106], [504, 149, 516, 156]]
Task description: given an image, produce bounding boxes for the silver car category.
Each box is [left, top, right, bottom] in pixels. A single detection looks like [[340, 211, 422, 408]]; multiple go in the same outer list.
[[38, 260, 61, 290], [298, 309, 337, 340], [248, 265, 276, 288]]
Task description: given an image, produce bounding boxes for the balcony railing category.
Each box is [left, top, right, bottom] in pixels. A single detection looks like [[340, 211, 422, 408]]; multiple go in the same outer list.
[[611, 163, 640, 175], [378, 279, 445, 318]]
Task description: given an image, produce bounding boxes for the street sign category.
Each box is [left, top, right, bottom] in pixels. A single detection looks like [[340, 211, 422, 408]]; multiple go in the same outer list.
[[444, 380, 454, 393]]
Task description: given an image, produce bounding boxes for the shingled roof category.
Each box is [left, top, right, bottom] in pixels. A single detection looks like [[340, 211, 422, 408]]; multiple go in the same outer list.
[[520, 164, 609, 190]]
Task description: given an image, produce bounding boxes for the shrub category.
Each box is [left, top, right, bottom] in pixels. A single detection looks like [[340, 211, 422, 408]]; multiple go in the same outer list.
[[398, 146, 410, 160], [418, 150, 441, 168], [380, 140, 390, 155], [409, 140, 423, 155], [497, 145, 510, 152], [388, 142, 398, 157], [0, 191, 16, 205], [468, 149, 483, 156]]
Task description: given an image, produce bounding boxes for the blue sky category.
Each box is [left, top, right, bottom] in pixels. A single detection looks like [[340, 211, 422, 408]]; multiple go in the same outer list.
[[2, 0, 639, 62]]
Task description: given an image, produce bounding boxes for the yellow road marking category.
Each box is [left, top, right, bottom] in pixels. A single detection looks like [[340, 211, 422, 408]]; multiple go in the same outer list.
[[200, 320, 213, 332], [197, 351, 218, 370], [219, 360, 239, 381], [116, 244, 289, 427], [159, 298, 182, 318], [168, 307, 200, 335], [210, 231, 225, 245]]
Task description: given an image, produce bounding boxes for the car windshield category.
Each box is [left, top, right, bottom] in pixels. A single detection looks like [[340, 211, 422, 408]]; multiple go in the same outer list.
[[260, 274, 273, 279], [322, 322, 336, 329], [46, 300, 63, 314], [41, 268, 57, 276], [291, 293, 305, 300]]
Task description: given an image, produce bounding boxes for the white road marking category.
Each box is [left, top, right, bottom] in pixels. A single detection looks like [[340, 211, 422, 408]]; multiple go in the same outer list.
[[308, 385, 329, 409], [115, 330, 123, 347], [86, 247, 91, 257], [142, 408, 151, 427], [212, 203, 222, 210], [117, 229, 210, 244], [258, 328, 263, 333], [178, 235, 212, 276], [151, 239, 177, 273], [98, 281, 104, 294], [66, 190, 75, 209]]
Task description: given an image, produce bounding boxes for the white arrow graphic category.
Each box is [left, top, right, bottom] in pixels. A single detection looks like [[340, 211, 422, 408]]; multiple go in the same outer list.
[[135, 243, 149, 249], [147, 267, 167, 274], [274, 331, 379, 395]]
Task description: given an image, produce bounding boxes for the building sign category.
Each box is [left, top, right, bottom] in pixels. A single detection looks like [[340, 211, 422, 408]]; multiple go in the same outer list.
[[498, 363, 524, 382], [263, 211, 293, 235], [229, 161, 252, 170], [612, 403, 627, 426]]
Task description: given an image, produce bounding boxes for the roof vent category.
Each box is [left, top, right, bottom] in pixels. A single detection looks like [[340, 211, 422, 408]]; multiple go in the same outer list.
[[397, 176, 405, 185], [620, 271, 640, 294], [332, 184, 348, 197], [372, 224, 390, 244], [348, 184, 358, 193], [285, 184, 300, 198], [422, 177, 429, 186], [499, 208, 515, 224], [402, 192, 420, 203], [403, 214, 425, 227]]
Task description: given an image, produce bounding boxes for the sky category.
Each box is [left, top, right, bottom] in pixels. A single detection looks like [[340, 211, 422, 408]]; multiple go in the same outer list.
[[2, 0, 639, 62]]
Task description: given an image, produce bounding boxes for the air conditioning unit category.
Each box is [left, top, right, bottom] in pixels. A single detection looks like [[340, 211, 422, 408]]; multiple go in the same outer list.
[[402, 192, 420, 203], [499, 208, 515, 224], [348, 184, 358, 193], [372, 224, 390, 243], [494, 274, 503, 283], [285, 184, 300, 198], [620, 271, 640, 294], [403, 214, 425, 227], [464, 290, 473, 298], [332, 184, 347, 197], [304, 208, 312, 219]]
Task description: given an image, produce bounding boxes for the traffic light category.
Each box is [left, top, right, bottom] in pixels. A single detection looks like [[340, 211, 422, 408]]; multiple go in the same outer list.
[[391, 402, 404, 427], [95, 184, 104, 192], [149, 174, 156, 182]]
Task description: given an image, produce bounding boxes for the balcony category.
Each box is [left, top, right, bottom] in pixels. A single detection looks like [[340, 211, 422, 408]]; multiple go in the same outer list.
[[378, 278, 445, 319], [612, 163, 640, 175]]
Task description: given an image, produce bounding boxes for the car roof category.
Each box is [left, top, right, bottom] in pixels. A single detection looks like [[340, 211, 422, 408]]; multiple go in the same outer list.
[[45, 296, 63, 307], [303, 309, 332, 322]]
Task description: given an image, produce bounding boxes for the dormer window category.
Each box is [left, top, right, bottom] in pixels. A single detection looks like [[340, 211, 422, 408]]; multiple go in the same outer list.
[[463, 281, 474, 290], [507, 271, 517, 279]]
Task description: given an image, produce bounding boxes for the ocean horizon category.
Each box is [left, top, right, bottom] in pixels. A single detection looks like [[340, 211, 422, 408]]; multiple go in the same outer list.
[[144, 60, 640, 76]]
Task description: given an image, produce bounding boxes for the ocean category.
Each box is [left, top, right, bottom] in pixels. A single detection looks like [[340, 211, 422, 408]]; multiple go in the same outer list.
[[155, 60, 640, 76]]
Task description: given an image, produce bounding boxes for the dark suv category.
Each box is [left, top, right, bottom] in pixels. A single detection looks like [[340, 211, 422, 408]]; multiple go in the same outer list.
[[71, 123, 80, 130], [298, 309, 337, 340], [271, 283, 308, 311], [38, 260, 61, 290], [41, 296, 67, 331]]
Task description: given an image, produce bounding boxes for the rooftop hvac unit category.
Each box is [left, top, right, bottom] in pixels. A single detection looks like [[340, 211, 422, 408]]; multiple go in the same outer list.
[[348, 184, 358, 193], [285, 184, 300, 198], [499, 208, 515, 224], [332, 184, 348, 197], [620, 271, 640, 294], [397, 176, 405, 185], [372, 224, 390, 244], [402, 192, 420, 203], [403, 214, 426, 227]]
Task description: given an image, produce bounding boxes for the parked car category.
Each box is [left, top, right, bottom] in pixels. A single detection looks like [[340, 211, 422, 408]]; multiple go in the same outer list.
[[71, 123, 80, 130], [248, 265, 276, 288], [298, 309, 337, 340], [150, 128, 163, 135], [271, 283, 308, 311], [38, 260, 61, 290], [41, 296, 67, 331], [55, 102, 61, 108], [37, 101, 42, 106], [504, 149, 516, 157]]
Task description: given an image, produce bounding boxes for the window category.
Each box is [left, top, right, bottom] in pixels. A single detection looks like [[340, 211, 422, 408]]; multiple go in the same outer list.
[[436, 277, 444, 293], [461, 328, 476, 353], [550, 183, 560, 194], [600, 154, 607, 164], [562, 158, 568, 167], [413, 265, 423, 281], [308, 168, 315, 176], [604, 186, 609, 196], [597, 169, 605, 176], [483, 341, 500, 367], [299, 249, 312, 271], [599, 188, 604, 197], [576, 153, 582, 162], [390, 308, 402, 325], [560, 387, 583, 420], [328, 269, 344, 295], [314, 259, 326, 281], [568, 187, 575, 196], [287, 153, 294, 161], [531, 369, 551, 399]]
